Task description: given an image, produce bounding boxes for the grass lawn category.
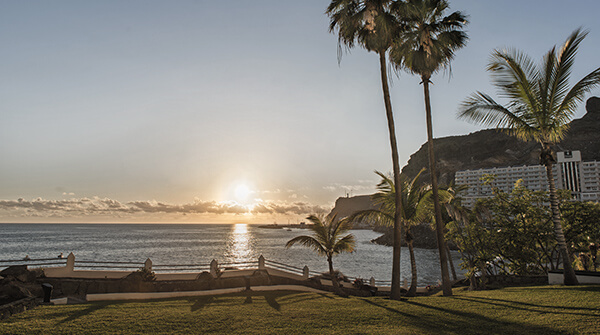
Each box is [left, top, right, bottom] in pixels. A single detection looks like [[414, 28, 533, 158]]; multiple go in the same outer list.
[[2, 285, 599, 334]]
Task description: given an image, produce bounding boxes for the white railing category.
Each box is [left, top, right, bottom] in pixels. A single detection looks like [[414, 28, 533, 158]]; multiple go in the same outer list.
[[1, 253, 390, 288]]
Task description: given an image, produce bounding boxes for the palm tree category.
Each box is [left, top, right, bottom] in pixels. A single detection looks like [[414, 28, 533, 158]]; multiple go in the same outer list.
[[286, 214, 355, 291], [326, 0, 405, 300], [389, 0, 468, 296], [458, 28, 600, 285], [348, 169, 432, 297]]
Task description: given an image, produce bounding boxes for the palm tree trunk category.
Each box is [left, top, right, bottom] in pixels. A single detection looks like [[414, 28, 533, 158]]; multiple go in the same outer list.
[[544, 160, 579, 285], [328, 254, 340, 290], [446, 244, 457, 281], [406, 238, 418, 297], [378, 51, 404, 300], [478, 259, 487, 290], [422, 77, 452, 296]]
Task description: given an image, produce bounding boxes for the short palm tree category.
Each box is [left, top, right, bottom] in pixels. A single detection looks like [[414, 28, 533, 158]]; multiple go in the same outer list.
[[389, 0, 468, 296], [326, 0, 405, 300], [458, 28, 600, 285], [348, 169, 431, 297], [285, 214, 355, 290]]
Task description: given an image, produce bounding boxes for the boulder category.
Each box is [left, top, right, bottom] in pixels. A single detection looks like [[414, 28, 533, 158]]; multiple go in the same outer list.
[[0, 266, 29, 283], [0, 280, 33, 305]]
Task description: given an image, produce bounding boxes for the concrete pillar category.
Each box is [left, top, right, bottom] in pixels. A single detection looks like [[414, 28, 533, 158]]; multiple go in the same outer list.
[[370, 277, 376, 287], [210, 259, 218, 278], [258, 255, 265, 270], [303, 265, 309, 279], [144, 258, 152, 271], [66, 253, 75, 272]]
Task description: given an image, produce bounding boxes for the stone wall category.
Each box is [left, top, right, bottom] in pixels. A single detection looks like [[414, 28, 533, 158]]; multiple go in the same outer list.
[[39, 269, 318, 299]]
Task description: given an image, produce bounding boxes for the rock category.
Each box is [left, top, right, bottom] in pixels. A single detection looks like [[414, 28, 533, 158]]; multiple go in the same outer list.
[[329, 195, 378, 224], [0, 266, 30, 283], [0, 280, 33, 305]]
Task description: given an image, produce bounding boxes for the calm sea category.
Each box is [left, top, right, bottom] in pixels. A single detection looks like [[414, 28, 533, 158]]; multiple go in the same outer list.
[[0, 223, 462, 285]]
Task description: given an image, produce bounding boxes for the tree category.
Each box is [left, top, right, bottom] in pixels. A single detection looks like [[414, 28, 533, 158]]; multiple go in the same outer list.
[[458, 28, 600, 285], [326, 0, 406, 300], [389, 0, 468, 296], [445, 203, 493, 290], [285, 214, 355, 292], [561, 201, 600, 271], [347, 169, 432, 297], [479, 180, 556, 275]]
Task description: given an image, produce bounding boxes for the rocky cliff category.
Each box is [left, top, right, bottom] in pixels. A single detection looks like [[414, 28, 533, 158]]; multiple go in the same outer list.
[[402, 96, 600, 185], [328, 195, 377, 220]]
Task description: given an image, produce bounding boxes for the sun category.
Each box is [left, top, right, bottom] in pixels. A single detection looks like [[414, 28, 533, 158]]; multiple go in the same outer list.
[[234, 184, 252, 203]]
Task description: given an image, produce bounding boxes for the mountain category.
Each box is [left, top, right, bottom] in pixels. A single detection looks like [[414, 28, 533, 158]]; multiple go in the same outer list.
[[401, 96, 600, 185]]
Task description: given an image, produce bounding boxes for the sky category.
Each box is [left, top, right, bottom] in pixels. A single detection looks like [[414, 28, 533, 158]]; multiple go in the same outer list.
[[1, 0, 599, 223]]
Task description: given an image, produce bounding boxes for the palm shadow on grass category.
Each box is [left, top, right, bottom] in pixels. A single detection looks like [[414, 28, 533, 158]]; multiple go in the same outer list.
[[359, 298, 419, 319], [403, 299, 571, 335], [452, 295, 600, 315], [189, 290, 329, 312], [56, 302, 110, 325]]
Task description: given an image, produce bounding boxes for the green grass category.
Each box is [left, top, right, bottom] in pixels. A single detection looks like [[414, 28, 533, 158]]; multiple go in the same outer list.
[[2, 285, 600, 334]]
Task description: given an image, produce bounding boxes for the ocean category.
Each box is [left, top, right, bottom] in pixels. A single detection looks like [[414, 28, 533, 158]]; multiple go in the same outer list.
[[0, 223, 463, 286]]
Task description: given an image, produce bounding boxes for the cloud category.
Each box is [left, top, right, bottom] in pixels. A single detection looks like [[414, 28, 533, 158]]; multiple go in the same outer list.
[[0, 196, 330, 218], [250, 201, 327, 215], [322, 182, 376, 195]]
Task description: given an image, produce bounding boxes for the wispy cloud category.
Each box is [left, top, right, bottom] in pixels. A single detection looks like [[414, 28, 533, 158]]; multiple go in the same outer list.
[[0, 196, 329, 219], [322, 180, 377, 195]]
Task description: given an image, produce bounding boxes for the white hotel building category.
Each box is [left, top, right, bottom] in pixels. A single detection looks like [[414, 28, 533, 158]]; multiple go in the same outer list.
[[455, 151, 600, 207]]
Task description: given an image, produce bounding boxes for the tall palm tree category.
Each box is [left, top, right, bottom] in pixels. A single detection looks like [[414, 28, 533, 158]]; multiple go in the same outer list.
[[458, 28, 600, 285], [326, 0, 405, 300], [389, 0, 468, 296], [348, 169, 432, 297], [286, 214, 355, 291]]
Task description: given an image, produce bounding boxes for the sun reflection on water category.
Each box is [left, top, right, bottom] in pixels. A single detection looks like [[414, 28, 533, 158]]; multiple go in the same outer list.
[[225, 223, 254, 263]]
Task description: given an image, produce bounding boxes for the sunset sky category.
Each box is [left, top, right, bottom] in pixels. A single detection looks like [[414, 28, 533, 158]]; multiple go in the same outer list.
[[1, 0, 599, 223]]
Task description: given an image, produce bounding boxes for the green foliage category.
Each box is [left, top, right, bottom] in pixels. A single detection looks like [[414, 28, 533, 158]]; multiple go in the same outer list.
[[134, 267, 156, 281], [326, 0, 400, 55], [448, 178, 600, 278], [285, 214, 355, 259], [560, 201, 600, 270], [390, 0, 469, 80], [286, 214, 355, 291], [347, 170, 438, 295], [446, 208, 494, 289], [348, 169, 432, 230], [477, 181, 555, 275]]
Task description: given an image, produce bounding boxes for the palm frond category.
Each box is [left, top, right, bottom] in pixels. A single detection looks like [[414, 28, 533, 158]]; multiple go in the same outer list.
[[333, 234, 356, 254], [390, 0, 468, 78], [285, 235, 327, 256], [550, 29, 588, 110], [347, 209, 394, 226], [558, 66, 600, 120], [488, 49, 541, 114], [458, 91, 534, 141], [459, 28, 598, 147]]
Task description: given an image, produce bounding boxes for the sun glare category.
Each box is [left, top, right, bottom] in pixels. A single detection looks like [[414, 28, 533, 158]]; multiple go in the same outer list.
[[234, 183, 252, 203]]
